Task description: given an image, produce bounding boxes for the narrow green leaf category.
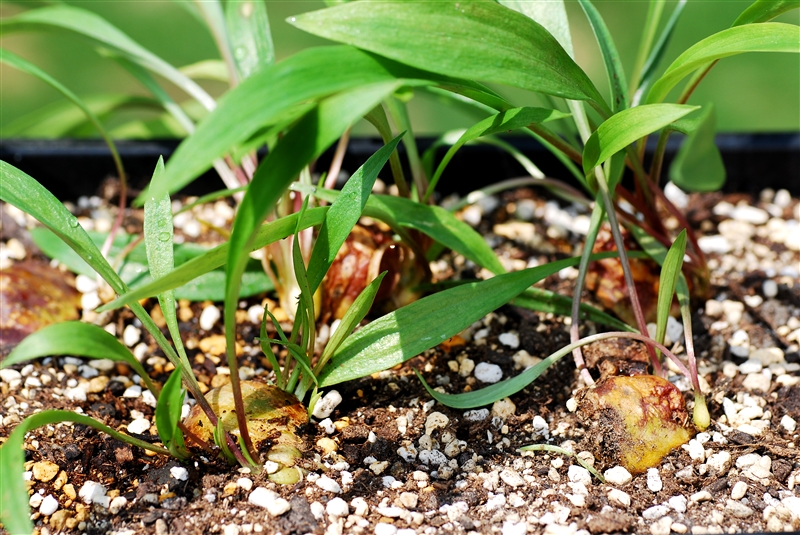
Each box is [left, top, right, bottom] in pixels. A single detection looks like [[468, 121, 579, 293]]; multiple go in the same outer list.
[[3, 321, 158, 397], [734, 0, 800, 26], [155, 370, 188, 458], [630, 0, 667, 96], [97, 208, 329, 312], [425, 107, 570, 199], [655, 229, 687, 356], [633, 0, 687, 105], [295, 186, 507, 276], [0, 162, 205, 405], [0, 410, 169, 535], [669, 104, 725, 192], [147, 45, 502, 202], [583, 104, 698, 176], [180, 59, 230, 83], [0, 48, 126, 180], [307, 134, 404, 293], [576, 0, 629, 112], [290, 2, 608, 111], [2, 94, 160, 138], [318, 272, 388, 370], [30, 227, 273, 301], [319, 253, 619, 387], [144, 158, 193, 382], [225, 0, 275, 79], [1, 5, 216, 110], [647, 23, 800, 104], [512, 288, 636, 333]]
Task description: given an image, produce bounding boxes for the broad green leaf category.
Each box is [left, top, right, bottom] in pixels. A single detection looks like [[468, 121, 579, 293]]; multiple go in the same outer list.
[[2, 94, 160, 138], [583, 104, 698, 176], [319, 253, 619, 387], [225, 0, 275, 79], [669, 104, 725, 192], [223, 83, 405, 381], [499, 0, 574, 57], [30, 227, 273, 301], [147, 45, 504, 202], [295, 186, 507, 276], [577, 0, 629, 112], [97, 208, 329, 312], [3, 321, 158, 397], [155, 370, 188, 458], [655, 229, 687, 357], [734, 0, 800, 26], [424, 107, 570, 199], [0, 48, 125, 179], [307, 134, 404, 293], [290, 2, 608, 112], [0, 410, 170, 535], [647, 23, 800, 104], [1, 5, 216, 110]]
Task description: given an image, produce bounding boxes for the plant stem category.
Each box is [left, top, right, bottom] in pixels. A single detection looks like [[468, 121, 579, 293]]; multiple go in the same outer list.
[[324, 128, 351, 191], [528, 124, 583, 166]]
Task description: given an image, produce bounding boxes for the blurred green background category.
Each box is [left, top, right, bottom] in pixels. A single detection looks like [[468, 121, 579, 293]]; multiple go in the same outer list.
[[1, 0, 798, 137]]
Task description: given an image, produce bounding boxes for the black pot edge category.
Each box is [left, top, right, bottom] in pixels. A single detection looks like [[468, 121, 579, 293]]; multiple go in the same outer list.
[[1, 133, 798, 201]]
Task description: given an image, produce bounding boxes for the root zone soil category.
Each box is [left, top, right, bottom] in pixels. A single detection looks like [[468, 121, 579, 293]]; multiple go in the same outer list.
[[1, 183, 799, 535]]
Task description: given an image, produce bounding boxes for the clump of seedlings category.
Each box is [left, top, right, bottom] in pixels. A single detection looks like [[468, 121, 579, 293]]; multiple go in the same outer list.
[[1, 0, 798, 532]]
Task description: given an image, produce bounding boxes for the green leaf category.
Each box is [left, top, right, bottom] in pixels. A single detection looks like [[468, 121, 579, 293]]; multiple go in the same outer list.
[[0, 410, 170, 535], [318, 272, 387, 372], [307, 133, 404, 293], [180, 59, 230, 83], [633, 0, 687, 105], [295, 186, 506, 276], [630, 0, 667, 97], [155, 369, 188, 458], [425, 107, 570, 200], [0, 161, 205, 405], [576, 0, 629, 112], [734, 0, 800, 26], [290, 2, 608, 111], [498, 0, 574, 57], [144, 158, 193, 382], [512, 288, 636, 333], [582, 104, 698, 176], [1, 5, 216, 110], [225, 0, 275, 79], [319, 253, 618, 387], [669, 104, 725, 192], [30, 227, 273, 301], [647, 23, 800, 104], [0, 48, 126, 179], [97, 208, 329, 312], [223, 82, 404, 382], [147, 45, 501, 202], [654, 229, 687, 357], [3, 321, 159, 397]]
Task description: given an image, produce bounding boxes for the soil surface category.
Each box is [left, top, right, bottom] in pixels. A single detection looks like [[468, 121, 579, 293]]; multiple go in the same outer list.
[[1, 182, 799, 535]]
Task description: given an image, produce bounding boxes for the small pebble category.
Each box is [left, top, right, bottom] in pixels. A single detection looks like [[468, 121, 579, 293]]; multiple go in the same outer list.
[[39, 495, 59, 516], [122, 324, 141, 347], [316, 475, 342, 493], [199, 305, 221, 331], [170, 466, 189, 481], [474, 362, 503, 383], [127, 418, 151, 434], [604, 466, 632, 486], [646, 468, 662, 492], [690, 490, 712, 502], [724, 499, 754, 518], [498, 332, 520, 348], [425, 412, 449, 435], [326, 497, 349, 517], [491, 398, 516, 420], [608, 488, 631, 508], [313, 390, 342, 419], [642, 505, 670, 520], [568, 465, 591, 486], [669, 495, 687, 513], [731, 481, 748, 500], [781, 415, 797, 432], [650, 517, 673, 535]]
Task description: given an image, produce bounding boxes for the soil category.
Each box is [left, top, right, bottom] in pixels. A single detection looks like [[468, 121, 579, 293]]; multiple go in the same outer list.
[[1, 182, 799, 535]]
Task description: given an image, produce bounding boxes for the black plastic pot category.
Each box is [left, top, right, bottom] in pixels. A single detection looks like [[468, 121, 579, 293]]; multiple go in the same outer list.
[[1, 133, 798, 201]]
